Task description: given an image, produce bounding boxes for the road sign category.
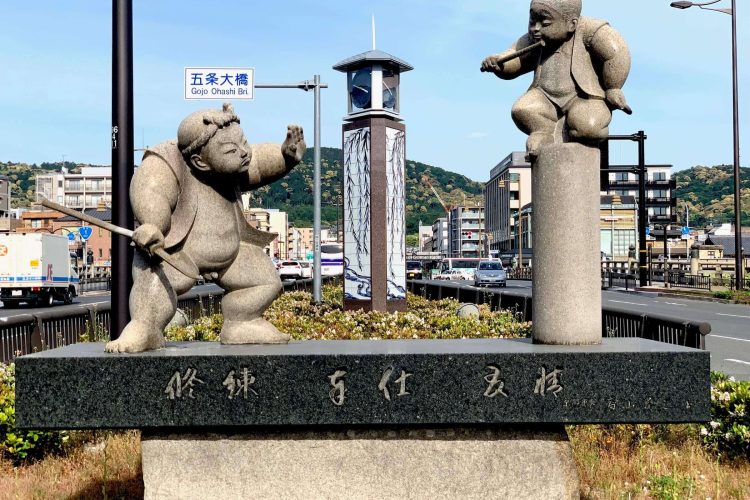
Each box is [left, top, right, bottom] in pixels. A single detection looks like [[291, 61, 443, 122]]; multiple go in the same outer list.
[[645, 227, 650, 236], [78, 226, 93, 241], [185, 67, 254, 100], [681, 226, 690, 235], [67, 232, 75, 241]]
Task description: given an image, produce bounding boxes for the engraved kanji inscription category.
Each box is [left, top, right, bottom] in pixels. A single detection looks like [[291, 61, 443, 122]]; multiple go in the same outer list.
[[483, 365, 509, 398], [378, 367, 413, 401], [222, 368, 258, 400], [164, 368, 204, 400], [328, 370, 347, 406], [533, 366, 563, 397]]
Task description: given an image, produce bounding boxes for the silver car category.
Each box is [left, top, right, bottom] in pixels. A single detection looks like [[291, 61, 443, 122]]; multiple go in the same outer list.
[[474, 260, 507, 287]]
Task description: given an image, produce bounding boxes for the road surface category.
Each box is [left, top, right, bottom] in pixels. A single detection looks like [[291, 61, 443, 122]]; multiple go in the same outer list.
[[428, 278, 750, 380]]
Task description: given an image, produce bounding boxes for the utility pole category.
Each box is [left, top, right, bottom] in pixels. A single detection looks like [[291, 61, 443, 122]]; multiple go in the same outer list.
[[604, 132, 648, 287], [111, 0, 134, 340]]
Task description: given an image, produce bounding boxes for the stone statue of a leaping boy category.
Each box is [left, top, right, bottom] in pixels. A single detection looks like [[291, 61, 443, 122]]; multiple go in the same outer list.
[[106, 103, 305, 353]]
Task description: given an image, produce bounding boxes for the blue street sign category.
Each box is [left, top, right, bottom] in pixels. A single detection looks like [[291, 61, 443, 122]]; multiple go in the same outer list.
[[681, 226, 690, 235], [645, 227, 651, 236], [78, 226, 93, 241], [67, 232, 75, 241]]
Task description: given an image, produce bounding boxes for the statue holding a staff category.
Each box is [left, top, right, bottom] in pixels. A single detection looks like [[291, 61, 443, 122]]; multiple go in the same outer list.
[[480, 0, 632, 157]]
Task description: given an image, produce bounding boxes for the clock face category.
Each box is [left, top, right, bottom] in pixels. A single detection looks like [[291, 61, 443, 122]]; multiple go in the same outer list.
[[382, 69, 399, 111], [350, 69, 372, 110]]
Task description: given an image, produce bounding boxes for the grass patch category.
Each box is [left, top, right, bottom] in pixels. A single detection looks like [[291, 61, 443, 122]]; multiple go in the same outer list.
[[569, 424, 750, 499], [0, 431, 142, 499]]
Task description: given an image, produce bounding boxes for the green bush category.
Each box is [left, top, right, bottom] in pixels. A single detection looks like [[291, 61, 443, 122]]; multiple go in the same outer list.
[[165, 284, 531, 342], [700, 372, 750, 460], [0, 362, 69, 463], [165, 314, 222, 342], [712, 290, 750, 304]]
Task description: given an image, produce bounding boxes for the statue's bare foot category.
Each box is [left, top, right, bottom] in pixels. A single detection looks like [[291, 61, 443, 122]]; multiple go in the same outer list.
[[221, 318, 290, 345], [105, 320, 165, 353], [526, 131, 554, 160]]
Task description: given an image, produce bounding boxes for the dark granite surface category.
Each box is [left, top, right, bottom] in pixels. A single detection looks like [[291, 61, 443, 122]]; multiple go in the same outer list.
[[15, 338, 710, 429]]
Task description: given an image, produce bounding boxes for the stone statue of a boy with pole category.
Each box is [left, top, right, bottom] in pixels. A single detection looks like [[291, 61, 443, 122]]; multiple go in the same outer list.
[[480, 0, 632, 345], [480, 0, 631, 157], [112, 103, 304, 353]]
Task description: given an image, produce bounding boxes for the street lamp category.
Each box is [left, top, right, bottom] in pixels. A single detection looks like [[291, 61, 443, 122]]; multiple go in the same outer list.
[[670, 0, 743, 289]]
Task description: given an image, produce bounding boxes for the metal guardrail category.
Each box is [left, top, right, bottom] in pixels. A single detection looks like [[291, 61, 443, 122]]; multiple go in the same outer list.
[[406, 280, 710, 350], [601, 271, 637, 290], [665, 271, 712, 291], [80, 277, 112, 293], [506, 268, 533, 280], [0, 277, 337, 364]]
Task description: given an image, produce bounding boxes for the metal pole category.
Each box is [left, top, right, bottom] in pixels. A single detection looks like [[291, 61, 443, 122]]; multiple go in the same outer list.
[[313, 74, 322, 303], [637, 131, 648, 287], [518, 182, 523, 268], [731, 0, 743, 290], [111, 0, 134, 340], [254, 79, 327, 301]]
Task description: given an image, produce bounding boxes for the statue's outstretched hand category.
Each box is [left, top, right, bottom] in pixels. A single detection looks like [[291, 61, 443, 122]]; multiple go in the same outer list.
[[480, 55, 503, 74], [281, 125, 306, 165], [132, 223, 165, 256], [606, 89, 632, 115]]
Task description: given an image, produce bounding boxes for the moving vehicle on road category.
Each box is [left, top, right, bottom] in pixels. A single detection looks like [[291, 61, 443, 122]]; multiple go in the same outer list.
[[474, 260, 507, 287], [321, 243, 344, 276], [438, 258, 484, 280], [278, 260, 304, 280], [0, 233, 80, 307], [435, 269, 467, 281], [298, 260, 313, 279], [406, 260, 423, 280]]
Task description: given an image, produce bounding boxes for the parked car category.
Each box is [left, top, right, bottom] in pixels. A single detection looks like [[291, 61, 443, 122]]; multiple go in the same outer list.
[[474, 260, 507, 287], [406, 260, 423, 280], [435, 269, 466, 281], [278, 261, 303, 280]]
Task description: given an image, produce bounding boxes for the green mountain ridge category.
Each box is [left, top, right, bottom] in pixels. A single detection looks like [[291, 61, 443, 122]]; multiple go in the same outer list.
[[3, 156, 747, 233], [673, 165, 750, 227], [249, 147, 484, 233]]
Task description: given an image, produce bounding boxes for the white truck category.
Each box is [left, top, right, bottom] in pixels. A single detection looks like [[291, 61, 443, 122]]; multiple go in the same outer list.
[[0, 233, 80, 307]]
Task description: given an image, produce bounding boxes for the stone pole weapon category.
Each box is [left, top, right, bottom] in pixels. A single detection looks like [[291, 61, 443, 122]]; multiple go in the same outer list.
[[40, 198, 199, 280], [480, 40, 544, 72]]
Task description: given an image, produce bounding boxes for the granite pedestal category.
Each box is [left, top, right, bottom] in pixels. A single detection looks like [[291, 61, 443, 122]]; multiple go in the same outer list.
[[15, 338, 709, 428], [532, 143, 602, 345], [15, 339, 708, 499]]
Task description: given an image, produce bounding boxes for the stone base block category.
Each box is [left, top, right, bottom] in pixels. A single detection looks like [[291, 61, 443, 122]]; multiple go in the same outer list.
[[142, 426, 579, 500]]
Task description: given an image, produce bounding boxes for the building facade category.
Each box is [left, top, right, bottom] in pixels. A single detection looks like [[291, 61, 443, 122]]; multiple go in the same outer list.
[[431, 217, 448, 256], [602, 164, 676, 224], [484, 152, 532, 256], [448, 206, 485, 258], [600, 195, 637, 259], [36, 167, 113, 211]]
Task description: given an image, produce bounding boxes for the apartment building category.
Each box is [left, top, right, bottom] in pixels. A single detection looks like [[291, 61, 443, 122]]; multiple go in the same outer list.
[[484, 152, 532, 256], [36, 167, 112, 211], [431, 217, 448, 256], [448, 206, 485, 258], [245, 208, 289, 258], [602, 164, 676, 224]]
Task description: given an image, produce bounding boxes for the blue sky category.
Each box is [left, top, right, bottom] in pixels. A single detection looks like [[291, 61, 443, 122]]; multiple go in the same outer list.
[[1, 0, 748, 181]]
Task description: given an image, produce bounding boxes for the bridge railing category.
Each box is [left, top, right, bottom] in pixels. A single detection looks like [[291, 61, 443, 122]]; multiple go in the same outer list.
[[0, 277, 338, 364], [407, 280, 710, 350]]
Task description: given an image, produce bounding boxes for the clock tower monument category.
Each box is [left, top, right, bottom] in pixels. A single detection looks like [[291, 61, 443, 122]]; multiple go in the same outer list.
[[333, 49, 413, 312]]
